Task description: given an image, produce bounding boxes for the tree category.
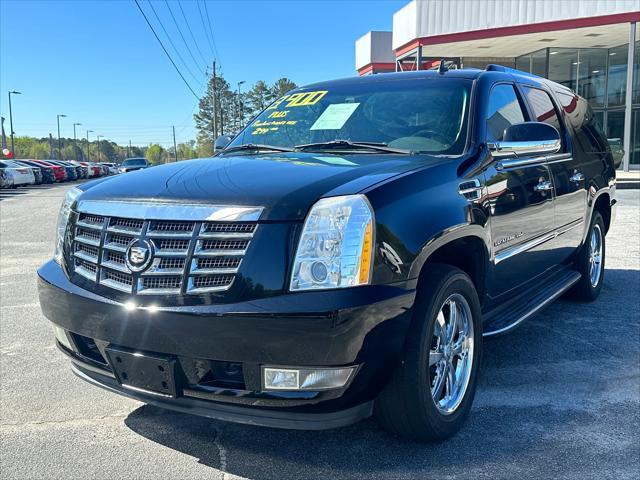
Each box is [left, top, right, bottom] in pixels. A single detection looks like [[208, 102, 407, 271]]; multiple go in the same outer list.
[[146, 144, 165, 165], [195, 136, 213, 158], [61, 144, 76, 160], [194, 72, 236, 144], [176, 141, 197, 160], [271, 78, 297, 98], [31, 142, 50, 159], [245, 80, 273, 120]]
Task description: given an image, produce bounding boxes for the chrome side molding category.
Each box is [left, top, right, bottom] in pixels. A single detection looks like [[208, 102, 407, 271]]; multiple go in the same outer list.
[[495, 219, 583, 264]]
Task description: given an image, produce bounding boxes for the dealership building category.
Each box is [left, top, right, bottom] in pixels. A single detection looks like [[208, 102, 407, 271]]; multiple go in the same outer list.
[[355, 0, 640, 171]]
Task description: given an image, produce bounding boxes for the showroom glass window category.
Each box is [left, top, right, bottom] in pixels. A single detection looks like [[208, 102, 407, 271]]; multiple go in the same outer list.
[[548, 48, 579, 91], [578, 49, 607, 107], [486, 84, 526, 141]]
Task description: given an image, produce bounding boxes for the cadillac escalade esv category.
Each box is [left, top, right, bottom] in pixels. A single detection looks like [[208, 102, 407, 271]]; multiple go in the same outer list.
[[38, 66, 616, 441]]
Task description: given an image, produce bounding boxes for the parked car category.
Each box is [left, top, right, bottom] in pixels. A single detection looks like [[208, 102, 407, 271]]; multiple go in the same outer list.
[[38, 66, 616, 442], [31, 160, 67, 182], [14, 160, 56, 184], [0, 168, 10, 188], [100, 162, 119, 175], [118, 157, 149, 173], [0, 160, 36, 186], [60, 160, 86, 179], [45, 160, 78, 181], [68, 161, 85, 179], [76, 161, 103, 178], [3, 159, 42, 185]]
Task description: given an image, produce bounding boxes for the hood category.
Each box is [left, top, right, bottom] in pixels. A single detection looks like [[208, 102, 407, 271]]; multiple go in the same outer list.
[[78, 152, 447, 221]]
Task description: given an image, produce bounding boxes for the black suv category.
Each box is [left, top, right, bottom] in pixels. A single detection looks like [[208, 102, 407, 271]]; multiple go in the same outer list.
[[38, 66, 616, 442]]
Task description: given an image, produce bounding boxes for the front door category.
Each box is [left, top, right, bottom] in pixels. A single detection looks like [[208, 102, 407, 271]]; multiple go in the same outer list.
[[483, 83, 557, 300]]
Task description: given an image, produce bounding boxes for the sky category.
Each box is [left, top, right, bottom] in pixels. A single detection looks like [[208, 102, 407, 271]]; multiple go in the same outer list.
[[0, 0, 405, 147]]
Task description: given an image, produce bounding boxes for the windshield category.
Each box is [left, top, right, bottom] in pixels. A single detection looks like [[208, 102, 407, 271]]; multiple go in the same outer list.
[[122, 158, 146, 166], [229, 78, 471, 155]]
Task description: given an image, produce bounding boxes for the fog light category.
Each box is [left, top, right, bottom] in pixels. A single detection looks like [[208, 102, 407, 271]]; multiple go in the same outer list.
[[263, 366, 356, 391], [52, 324, 75, 352]]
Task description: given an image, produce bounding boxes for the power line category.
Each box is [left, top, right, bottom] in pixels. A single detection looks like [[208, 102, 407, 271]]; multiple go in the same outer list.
[[133, 0, 199, 99], [196, 0, 216, 61], [164, 0, 206, 76], [145, 0, 203, 87], [202, 0, 221, 66], [177, 0, 209, 66]]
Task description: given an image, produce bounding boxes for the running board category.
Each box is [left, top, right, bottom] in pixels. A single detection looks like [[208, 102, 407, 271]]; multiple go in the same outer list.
[[482, 269, 581, 337]]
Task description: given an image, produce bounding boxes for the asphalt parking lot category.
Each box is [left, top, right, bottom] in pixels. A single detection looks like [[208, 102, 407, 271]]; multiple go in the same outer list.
[[1, 183, 639, 480]]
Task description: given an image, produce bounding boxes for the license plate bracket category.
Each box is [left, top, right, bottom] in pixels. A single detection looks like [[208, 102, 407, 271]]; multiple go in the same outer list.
[[105, 347, 178, 398]]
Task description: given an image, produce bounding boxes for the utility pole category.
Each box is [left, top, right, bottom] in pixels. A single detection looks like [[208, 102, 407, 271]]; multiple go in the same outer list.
[[212, 60, 217, 142], [172, 126, 178, 162], [73, 123, 82, 160], [86, 129, 94, 161], [97, 135, 103, 162], [48, 134, 54, 160], [56, 114, 66, 158], [128, 140, 131, 158], [236, 81, 245, 132], [8, 91, 21, 156]]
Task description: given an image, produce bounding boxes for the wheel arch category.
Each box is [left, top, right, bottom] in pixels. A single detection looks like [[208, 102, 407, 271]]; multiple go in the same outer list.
[[592, 190, 612, 234], [410, 226, 490, 303]]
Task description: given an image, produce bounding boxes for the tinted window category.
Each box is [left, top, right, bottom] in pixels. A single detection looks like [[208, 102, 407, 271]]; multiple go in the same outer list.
[[556, 92, 608, 153], [229, 78, 472, 155], [122, 158, 147, 166], [522, 87, 562, 131], [486, 84, 526, 141]]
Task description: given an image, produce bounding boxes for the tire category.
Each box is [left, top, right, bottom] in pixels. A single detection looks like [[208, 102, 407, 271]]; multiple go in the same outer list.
[[375, 264, 483, 442], [570, 211, 606, 301]]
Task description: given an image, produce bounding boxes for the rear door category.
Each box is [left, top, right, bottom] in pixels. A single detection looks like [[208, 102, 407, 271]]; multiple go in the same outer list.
[[483, 83, 557, 299], [522, 86, 587, 257]]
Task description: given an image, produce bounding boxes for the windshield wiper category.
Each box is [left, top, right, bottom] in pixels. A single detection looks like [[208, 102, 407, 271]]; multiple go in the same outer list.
[[295, 140, 413, 154], [219, 143, 295, 155]]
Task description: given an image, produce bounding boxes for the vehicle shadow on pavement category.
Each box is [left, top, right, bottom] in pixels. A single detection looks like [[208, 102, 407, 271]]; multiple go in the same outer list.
[[124, 267, 640, 480]]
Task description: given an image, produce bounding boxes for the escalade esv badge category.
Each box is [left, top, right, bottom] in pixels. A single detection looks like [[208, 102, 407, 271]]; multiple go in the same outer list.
[[125, 239, 153, 272]]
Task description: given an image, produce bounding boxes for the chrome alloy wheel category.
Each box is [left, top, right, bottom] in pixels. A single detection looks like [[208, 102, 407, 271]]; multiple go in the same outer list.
[[589, 223, 603, 287], [429, 293, 474, 415]]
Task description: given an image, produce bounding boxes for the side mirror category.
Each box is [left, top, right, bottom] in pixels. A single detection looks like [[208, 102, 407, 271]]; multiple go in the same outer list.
[[489, 122, 561, 158], [214, 135, 233, 152]]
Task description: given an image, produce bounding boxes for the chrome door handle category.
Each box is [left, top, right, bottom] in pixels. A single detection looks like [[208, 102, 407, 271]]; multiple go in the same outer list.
[[570, 171, 585, 183], [534, 180, 553, 192]]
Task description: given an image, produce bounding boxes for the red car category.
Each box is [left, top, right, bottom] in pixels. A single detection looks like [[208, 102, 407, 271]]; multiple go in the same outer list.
[[31, 160, 67, 182]]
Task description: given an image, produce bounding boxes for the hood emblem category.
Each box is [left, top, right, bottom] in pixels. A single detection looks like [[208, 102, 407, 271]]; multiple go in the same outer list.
[[125, 239, 154, 272]]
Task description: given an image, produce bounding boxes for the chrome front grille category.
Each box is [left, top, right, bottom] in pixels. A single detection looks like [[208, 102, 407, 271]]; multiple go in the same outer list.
[[70, 209, 259, 296]]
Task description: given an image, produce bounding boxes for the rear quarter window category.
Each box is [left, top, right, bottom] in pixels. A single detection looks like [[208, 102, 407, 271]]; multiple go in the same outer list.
[[556, 92, 608, 153]]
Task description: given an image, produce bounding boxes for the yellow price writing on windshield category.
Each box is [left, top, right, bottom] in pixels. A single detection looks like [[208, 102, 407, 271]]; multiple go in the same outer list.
[[267, 90, 328, 110]]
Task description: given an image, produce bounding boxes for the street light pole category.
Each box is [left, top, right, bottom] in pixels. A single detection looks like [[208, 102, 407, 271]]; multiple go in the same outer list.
[[237, 81, 245, 132], [86, 130, 94, 161], [73, 123, 82, 160], [8, 91, 21, 156], [97, 135, 103, 162], [56, 114, 67, 159]]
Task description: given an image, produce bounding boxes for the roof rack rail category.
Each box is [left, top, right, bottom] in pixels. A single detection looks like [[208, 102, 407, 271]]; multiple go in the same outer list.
[[485, 64, 541, 78]]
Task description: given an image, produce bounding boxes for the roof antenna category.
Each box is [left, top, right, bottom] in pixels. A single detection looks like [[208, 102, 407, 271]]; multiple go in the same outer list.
[[437, 58, 448, 74]]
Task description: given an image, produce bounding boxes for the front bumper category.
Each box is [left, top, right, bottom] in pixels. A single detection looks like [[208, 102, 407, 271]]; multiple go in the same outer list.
[[38, 260, 415, 428]]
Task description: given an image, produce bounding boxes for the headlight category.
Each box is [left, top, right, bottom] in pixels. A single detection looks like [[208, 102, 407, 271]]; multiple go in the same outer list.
[[54, 186, 82, 264], [290, 194, 374, 291]]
